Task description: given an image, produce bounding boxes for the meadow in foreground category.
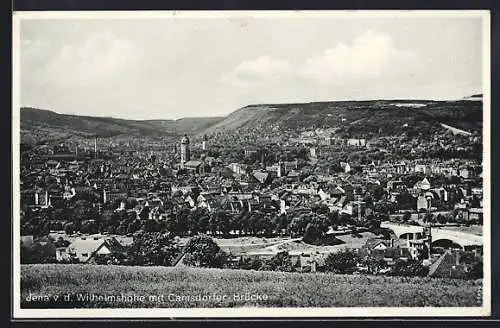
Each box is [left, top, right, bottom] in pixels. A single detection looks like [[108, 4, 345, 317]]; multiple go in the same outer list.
[[21, 264, 482, 308]]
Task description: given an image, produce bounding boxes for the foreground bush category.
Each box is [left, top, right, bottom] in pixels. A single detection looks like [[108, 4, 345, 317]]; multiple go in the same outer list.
[[183, 234, 227, 268], [260, 251, 294, 272], [324, 250, 359, 274], [389, 259, 429, 277], [127, 231, 181, 266]]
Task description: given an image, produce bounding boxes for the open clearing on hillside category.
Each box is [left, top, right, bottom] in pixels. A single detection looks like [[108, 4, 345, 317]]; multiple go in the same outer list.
[[211, 233, 378, 255], [21, 264, 481, 308]]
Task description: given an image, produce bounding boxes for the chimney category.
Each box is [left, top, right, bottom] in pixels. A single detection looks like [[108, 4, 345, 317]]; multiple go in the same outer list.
[[94, 137, 98, 156]]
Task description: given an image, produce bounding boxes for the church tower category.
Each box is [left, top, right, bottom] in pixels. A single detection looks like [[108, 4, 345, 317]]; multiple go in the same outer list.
[[180, 134, 191, 164], [202, 134, 208, 151]]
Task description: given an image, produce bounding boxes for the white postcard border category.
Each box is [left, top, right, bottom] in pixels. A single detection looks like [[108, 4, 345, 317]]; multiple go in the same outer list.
[[11, 9, 492, 319]]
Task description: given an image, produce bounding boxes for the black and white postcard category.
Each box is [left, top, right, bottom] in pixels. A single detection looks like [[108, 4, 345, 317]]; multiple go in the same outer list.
[[12, 10, 491, 318]]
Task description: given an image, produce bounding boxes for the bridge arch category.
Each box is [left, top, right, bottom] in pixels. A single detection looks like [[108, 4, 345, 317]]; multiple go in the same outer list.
[[380, 222, 482, 249], [380, 222, 423, 239], [431, 238, 464, 250], [399, 232, 425, 240]]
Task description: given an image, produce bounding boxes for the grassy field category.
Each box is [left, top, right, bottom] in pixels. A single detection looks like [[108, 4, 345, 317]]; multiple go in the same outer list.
[[20, 264, 482, 308]]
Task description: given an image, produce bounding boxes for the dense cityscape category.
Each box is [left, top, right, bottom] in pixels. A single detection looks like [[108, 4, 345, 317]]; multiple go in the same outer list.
[[15, 11, 490, 314], [19, 104, 484, 280]]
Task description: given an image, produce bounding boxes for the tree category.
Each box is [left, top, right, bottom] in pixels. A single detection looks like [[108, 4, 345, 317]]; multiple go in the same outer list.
[[364, 214, 381, 231], [209, 212, 219, 235], [183, 234, 226, 268], [372, 185, 386, 201], [197, 214, 210, 235], [127, 219, 141, 234], [339, 213, 353, 226], [64, 222, 75, 235], [328, 210, 340, 228], [139, 206, 150, 220], [303, 222, 322, 244], [248, 211, 264, 235], [325, 249, 358, 274], [238, 257, 263, 270], [260, 214, 274, 237], [423, 212, 435, 224], [277, 213, 289, 234], [20, 242, 55, 264], [216, 210, 231, 237], [237, 211, 251, 235], [402, 211, 412, 222], [127, 231, 181, 266], [165, 215, 180, 235], [396, 191, 416, 211], [360, 256, 388, 274], [188, 208, 209, 235], [436, 213, 447, 225], [100, 210, 119, 232], [287, 213, 309, 237], [389, 259, 429, 277], [312, 204, 330, 215], [80, 220, 98, 234], [176, 207, 190, 236], [261, 251, 293, 272], [212, 249, 229, 269], [72, 199, 96, 223], [142, 219, 159, 233], [302, 216, 329, 245]]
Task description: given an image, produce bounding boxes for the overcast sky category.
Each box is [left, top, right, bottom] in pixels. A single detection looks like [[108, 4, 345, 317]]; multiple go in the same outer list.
[[18, 12, 484, 120]]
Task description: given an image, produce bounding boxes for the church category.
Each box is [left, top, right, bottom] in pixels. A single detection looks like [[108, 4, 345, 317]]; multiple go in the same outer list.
[[176, 134, 211, 175]]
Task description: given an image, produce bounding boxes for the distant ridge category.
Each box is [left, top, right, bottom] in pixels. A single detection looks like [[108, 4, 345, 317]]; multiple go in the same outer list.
[[20, 107, 223, 143], [199, 99, 482, 136], [20, 96, 483, 143], [462, 94, 482, 101]]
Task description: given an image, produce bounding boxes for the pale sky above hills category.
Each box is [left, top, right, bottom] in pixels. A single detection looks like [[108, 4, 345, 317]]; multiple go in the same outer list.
[[18, 12, 485, 120]]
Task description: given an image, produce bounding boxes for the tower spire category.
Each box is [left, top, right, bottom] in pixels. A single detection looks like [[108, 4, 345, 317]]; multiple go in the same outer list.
[[202, 134, 208, 151], [180, 134, 191, 164]]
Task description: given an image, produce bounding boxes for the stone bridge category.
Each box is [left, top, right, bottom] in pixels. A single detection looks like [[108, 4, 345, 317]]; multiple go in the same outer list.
[[380, 222, 483, 249]]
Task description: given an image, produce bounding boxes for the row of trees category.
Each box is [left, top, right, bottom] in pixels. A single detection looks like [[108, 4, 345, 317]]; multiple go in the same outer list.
[[395, 210, 482, 226], [22, 200, 385, 245], [233, 249, 430, 277], [233, 248, 483, 280]]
